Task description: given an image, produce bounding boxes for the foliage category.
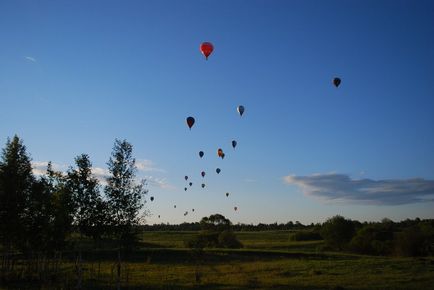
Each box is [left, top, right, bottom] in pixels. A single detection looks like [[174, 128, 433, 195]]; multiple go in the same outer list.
[[105, 139, 148, 247], [290, 230, 323, 241], [187, 214, 243, 249], [320, 215, 356, 250], [0, 135, 34, 251], [67, 154, 108, 242]]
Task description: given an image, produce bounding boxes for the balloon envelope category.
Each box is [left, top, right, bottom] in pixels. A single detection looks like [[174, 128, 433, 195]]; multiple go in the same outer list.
[[185, 176, 188, 181], [232, 140, 237, 149], [234, 206, 238, 211], [199, 151, 204, 158], [186, 117, 195, 129], [226, 192, 229, 197], [189, 182, 193, 186], [150, 196, 154, 201], [237, 105, 245, 116], [201, 183, 205, 188], [201, 171, 205, 177], [216, 168, 221, 174], [184, 187, 187, 191], [200, 42, 214, 60], [217, 148, 223, 157], [333, 77, 341, 87]]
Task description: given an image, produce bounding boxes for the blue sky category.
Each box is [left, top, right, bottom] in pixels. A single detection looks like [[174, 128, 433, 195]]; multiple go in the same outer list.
[[1, 0, 434, 224]]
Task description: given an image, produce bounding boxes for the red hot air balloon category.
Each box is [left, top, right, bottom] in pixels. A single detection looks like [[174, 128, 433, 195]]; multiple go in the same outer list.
[[186, 117, 195, 129], [217, 148, 224, 158], [200, 42, 214, 60]]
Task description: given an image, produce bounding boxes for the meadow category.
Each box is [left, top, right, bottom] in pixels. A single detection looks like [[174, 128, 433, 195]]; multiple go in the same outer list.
[[2, 230, 434, 290]]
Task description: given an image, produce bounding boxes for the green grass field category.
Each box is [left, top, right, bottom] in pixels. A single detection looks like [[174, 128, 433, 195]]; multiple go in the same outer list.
[[2, 231, 434, 289]]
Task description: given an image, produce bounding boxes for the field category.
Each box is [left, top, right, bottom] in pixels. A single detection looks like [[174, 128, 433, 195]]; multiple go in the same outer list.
[[2, 231, 434, 290]]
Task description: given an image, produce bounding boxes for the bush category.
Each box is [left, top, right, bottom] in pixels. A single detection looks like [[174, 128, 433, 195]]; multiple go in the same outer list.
[[320, 215, 356, 251], [218, 231, 243, 248], [350, 225, 394, 255], [290, 230, 322, 241]]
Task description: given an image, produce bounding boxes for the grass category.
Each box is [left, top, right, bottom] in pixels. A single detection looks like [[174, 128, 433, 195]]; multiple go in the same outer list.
[[1, 231, 434, 289]]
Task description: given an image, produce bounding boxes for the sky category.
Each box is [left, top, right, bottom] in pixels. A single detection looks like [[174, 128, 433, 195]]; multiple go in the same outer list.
[[1, 0, 434, 225]]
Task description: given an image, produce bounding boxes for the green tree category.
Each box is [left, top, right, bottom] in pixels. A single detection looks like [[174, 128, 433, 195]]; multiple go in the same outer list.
[[320, 215, 356, 250], [67, 154, 107, 242], [0, 135, 34, 251], [105, 139, 148, 246]]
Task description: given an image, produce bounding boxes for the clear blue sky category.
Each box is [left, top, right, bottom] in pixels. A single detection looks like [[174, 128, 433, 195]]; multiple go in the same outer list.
[[1, 0, 433, 224]]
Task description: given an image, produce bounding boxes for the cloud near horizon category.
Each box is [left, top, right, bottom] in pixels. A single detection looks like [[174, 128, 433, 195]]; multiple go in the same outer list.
[[32, 161, 172, 189], [284, 173, 434, 205]]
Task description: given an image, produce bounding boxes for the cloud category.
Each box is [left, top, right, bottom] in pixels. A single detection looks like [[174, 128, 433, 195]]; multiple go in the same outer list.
[[144, 176, 175, 190], [32, 161, 67, 176], [25, 56, 36, 62], [283, 173, 434, 205], [135, 159, 165, 173]]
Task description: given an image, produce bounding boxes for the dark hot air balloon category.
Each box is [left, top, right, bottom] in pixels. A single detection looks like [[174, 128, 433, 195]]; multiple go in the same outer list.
[[232, 140, 237, 149], [192, 208, 195, 212], [186, 117, 195, 129], [184, 187, 187, 191], [189, 182, 193, 186], [200, 42, 214, 60], [333, 77, 341, 87], [201, 171, 205, 178], [234, 206, 238, 211], [201, 183, 205, 188], [237, 105, 245, 116], [216, 168, 221, 174], [185, 176, 188, 181], [221, 153, 225, 159], [150, 196, 154, 201], [199, 151, 204, 158], [226, 192, 229, 197]]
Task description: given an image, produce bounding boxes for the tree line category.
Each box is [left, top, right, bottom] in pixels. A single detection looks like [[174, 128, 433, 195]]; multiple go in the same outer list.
[[0, 135, 148, 255]]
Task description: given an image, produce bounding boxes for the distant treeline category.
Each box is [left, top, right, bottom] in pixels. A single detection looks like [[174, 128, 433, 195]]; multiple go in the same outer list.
[[141, 221, 310, 231]]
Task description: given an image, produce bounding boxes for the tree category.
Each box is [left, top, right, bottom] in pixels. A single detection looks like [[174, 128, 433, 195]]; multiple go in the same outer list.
[[105, 139, 148, 246], [67, 154, 107, 242], [187, 214, 242, 249], [320, 215, 356, 250], [0, 135, 34, 251]]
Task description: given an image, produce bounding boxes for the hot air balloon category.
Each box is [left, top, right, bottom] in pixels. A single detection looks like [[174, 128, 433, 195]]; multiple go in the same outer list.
[[234, 206, 238, 211], [174, 205, 176, 208], [237, 105, 245, 116], [199, 151, 204, 158], [200, 42, 214, 60], [201, 171, 206, 178], [158, 215, 160, 218], [226, 192, 229, 197], [192, 208, 195, 212], [217, 148, 224, 158], [221, 153, 225, 159], [185, 176, 188, 181], [232, 140, 237, 149], [216, 168, 221, 174], [186, 116, 195, 129], [201, 183, 205, 188], [184, 187, 187, 191], [150, 196, 154, 201], [333, 77, 341, 87], [189, 182, 193, 186]]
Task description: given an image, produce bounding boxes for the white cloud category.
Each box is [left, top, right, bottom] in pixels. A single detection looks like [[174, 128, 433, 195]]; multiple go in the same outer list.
[[284, 173, 434, 205], [32, 161, 66, 176], [25, 56, 36, 62], [145, 175, 175, 190], [136, 159, 165, 172]]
